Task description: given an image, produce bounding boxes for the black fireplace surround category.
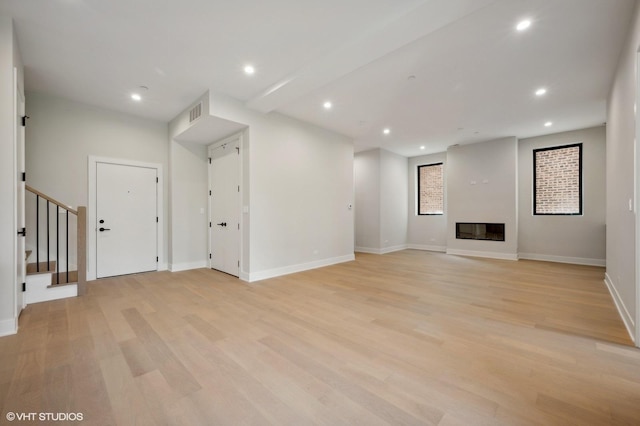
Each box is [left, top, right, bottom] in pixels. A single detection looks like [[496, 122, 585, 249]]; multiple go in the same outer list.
[[456, 223, 505, 241]]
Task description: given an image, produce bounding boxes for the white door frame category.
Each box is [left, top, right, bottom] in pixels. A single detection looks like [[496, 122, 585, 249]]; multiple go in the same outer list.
[[208, 132, 243, 276], [88, 156, 164, 281], [625, 52, 640, 348], [13, 68, 25, 324]]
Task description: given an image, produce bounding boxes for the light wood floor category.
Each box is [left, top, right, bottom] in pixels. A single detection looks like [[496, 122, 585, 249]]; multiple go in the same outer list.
[[1, 250, 639, 425]]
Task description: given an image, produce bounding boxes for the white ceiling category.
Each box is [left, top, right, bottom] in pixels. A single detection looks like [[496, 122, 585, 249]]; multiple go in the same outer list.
[[1, 0, 635, 156]]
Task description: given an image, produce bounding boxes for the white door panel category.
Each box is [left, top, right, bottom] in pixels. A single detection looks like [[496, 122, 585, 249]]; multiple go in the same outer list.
[[96, 163, 157, 278], [209, 139, 240, 276]]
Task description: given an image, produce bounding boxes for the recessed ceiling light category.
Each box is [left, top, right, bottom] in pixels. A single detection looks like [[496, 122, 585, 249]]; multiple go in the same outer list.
[[131, 93, 142, 101], [383, 128, 391, 135], [244, 65, 255, 75], [535, 88, 547, 96], [516, 19, 532, 31], [323, 101, 332, 110], [544, 121, 553, 127], [420, 146, 425, 150]]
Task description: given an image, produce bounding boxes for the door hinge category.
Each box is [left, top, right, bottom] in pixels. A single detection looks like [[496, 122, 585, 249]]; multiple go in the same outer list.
[[21, 115, 29, 127], [156, 256, 159, 262], [21, 172, 25, 182], [209, 222, 211, 228], [237, 260, 240, 267], [156, 217, 158, 223], [17, 227, 26, 237], [238, 185, 240, 192], [209, 253, 212, 259], [156, 177, 158, 183], [209, 190, 211, 196], [209, 158, 211, 164], [22, 282, 26, 292], [236, 147, 240, 155]]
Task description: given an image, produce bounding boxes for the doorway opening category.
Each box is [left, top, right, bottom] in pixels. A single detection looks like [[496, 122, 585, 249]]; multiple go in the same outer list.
[[208, 134, 242, 277]]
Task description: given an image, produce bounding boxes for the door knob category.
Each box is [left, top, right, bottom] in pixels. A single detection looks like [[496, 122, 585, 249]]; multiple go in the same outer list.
[[99, 227, 111, 232], [217, 222, 227, 227]]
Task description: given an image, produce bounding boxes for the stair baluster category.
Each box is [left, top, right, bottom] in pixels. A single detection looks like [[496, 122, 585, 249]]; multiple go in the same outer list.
[[36, 195, 39, 272], [46, 200, 50, 271], [66, 210, 69, 284], [56, 205, 59, 286], [25, 185, 86, 294]]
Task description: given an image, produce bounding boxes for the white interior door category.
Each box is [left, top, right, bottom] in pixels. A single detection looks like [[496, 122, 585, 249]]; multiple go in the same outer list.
[[209, 139, 240, 276], [15, 74, 25, 314], [96, 162, 158, 278]]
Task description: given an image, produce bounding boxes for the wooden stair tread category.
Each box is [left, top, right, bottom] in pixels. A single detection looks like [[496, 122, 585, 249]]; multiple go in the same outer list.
[[26, 261, 57, 275], [50, 271, 78, 286]]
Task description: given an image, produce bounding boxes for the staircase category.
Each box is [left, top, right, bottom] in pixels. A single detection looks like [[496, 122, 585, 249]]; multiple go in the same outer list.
[[24, 186, 86, 304], [25, 259, 77, 304]]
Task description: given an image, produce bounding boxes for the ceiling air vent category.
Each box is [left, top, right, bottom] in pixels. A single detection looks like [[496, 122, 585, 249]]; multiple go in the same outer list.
[[189, 102, 202, 123]]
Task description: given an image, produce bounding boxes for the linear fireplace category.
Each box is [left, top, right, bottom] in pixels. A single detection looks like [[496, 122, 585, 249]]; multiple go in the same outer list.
[[456, 223, 505, 241]]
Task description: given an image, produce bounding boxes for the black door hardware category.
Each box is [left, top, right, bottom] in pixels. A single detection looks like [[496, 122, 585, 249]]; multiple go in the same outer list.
[[99, 227, 111, 232], [217, 222, 227, 227]]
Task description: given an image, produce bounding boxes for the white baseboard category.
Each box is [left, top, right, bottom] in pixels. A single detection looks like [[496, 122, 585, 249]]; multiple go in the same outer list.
[[604, 273, 635, 344], [0, 318, 17, 337], [407, 244, 447, 253], [239, 271, 250, 282], [446, 248, 518, 261], [169, 261, 207, 272], [355, 246, 382, 254], [380, 244, 408, 254], [158, 262, 169, 271], [248, 254, 355, 282], [519, 253, 605, 267], [355, 245, 408, 255]]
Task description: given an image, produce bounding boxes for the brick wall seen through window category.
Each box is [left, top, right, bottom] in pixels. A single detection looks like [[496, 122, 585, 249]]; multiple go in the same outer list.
[[418, 163, 444, 215], [533, 143, 582, 215]]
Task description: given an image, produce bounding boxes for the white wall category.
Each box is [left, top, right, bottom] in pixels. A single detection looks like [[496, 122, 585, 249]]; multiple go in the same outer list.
[[607, 1, 640, 344], [251, 115, 354, 276], [408, 152, 447, 251], [0, 18, 23, 336], [202, 93, 355, 280], [380, 149, 408, 252], [169, 142, 209, 271], [168, 92, 211, 272], [168, 140, 208, 271], [354, 148, 408, 254], [25, 93, 169, 271], [518, 127, 606, 266], [354, 149, 380, 251], [446, 137, 518, 259]]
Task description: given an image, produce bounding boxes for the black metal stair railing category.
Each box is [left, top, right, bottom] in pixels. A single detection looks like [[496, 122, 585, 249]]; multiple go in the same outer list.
[[27, 187, 76, 285]]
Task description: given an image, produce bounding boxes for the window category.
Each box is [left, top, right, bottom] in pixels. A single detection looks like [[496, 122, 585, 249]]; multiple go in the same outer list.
[[533, 143, 582, 215], [418, 163, 444, 215]]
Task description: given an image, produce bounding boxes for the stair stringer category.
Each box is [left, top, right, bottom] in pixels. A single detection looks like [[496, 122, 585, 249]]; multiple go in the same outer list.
[[25, 273, 77, 304]]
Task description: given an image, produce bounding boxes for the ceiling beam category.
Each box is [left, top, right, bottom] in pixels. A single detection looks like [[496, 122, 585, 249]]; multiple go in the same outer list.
[[245, 0, 498, 114]]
